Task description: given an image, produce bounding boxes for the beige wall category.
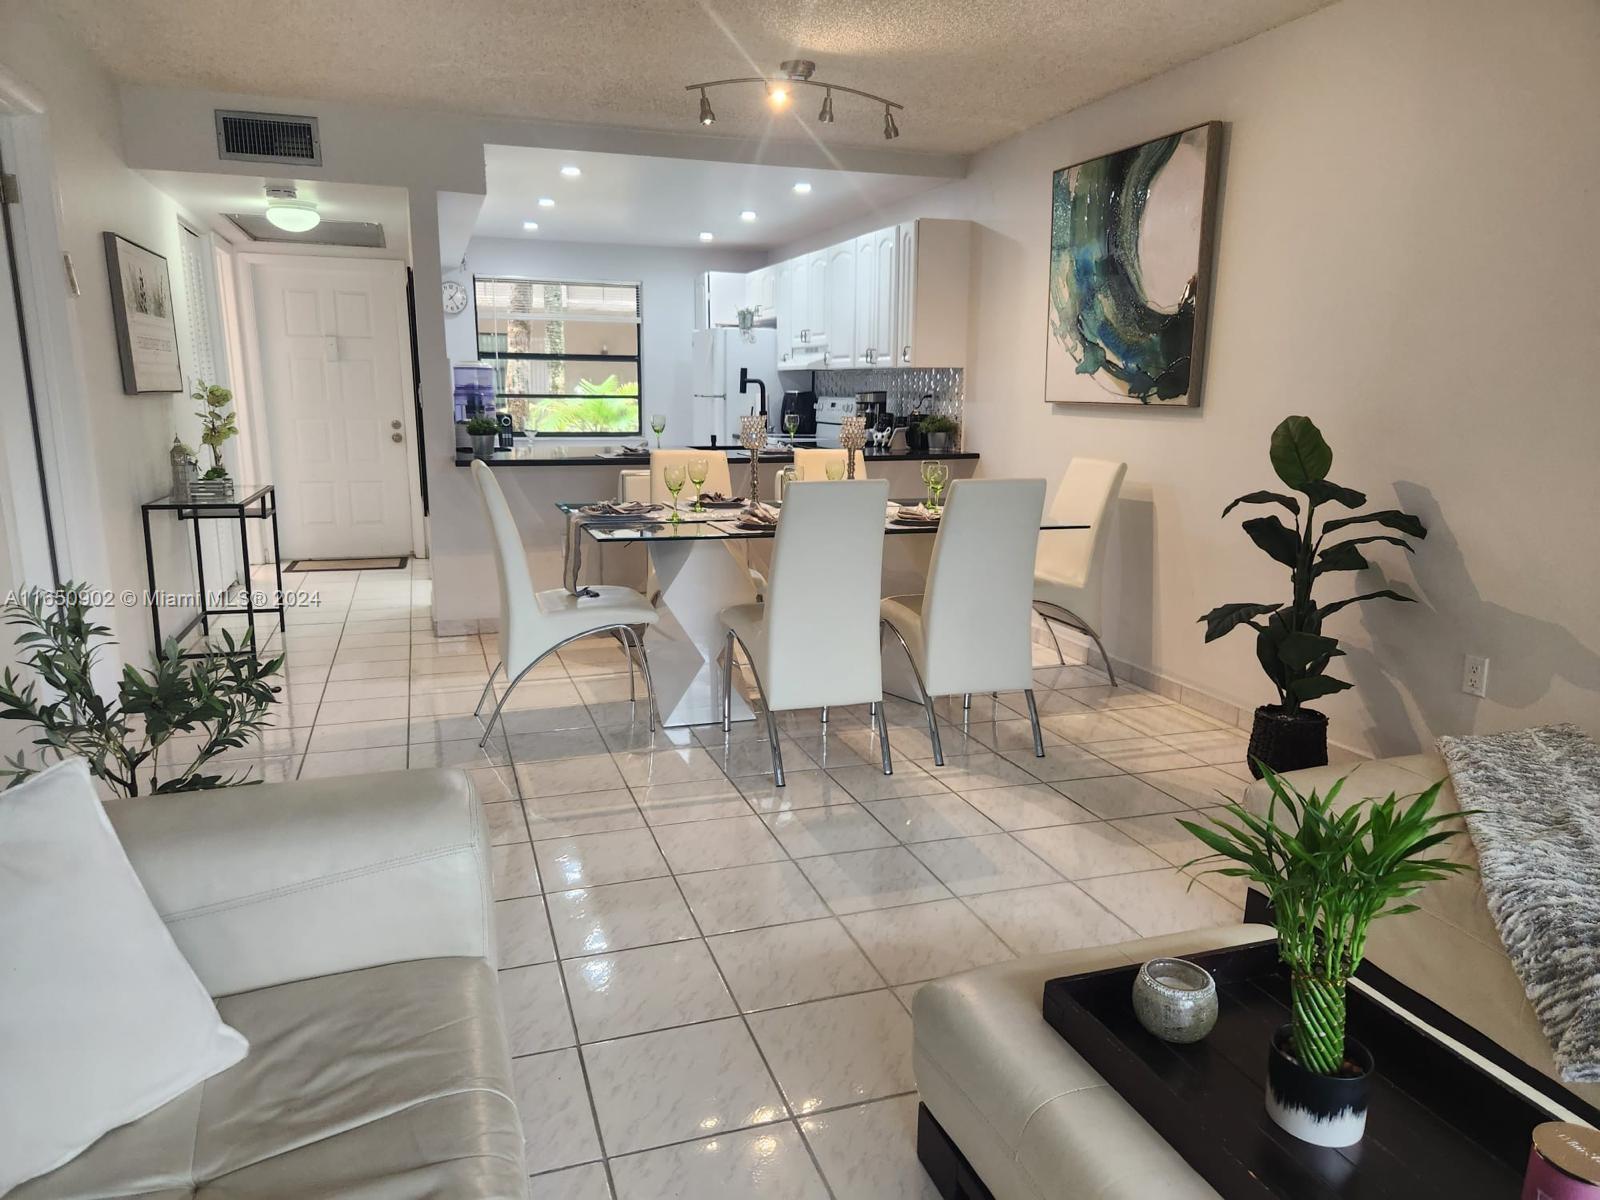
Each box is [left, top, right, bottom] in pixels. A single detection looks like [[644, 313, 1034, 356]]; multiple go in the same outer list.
[[0, 4, 228, 664], [777, 0, 1600, 755]]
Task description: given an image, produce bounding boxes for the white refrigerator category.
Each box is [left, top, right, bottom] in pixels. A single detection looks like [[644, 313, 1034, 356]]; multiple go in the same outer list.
[[690, 327, 782, 447]]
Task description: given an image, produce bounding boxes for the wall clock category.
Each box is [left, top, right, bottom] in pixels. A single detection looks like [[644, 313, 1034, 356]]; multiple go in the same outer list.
[[442, 279, 469, 315]]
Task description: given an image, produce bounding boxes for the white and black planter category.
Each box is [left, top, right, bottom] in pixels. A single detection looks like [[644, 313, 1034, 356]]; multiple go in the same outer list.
[[1264, 1023, 1373, 1148]]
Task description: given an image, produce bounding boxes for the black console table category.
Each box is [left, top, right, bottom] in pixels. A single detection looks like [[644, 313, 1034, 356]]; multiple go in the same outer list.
[[139, 484, 285, 660]]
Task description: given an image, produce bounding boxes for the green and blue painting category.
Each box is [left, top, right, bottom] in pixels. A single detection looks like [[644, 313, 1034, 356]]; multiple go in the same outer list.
[[1046, 123, 1219, 406]]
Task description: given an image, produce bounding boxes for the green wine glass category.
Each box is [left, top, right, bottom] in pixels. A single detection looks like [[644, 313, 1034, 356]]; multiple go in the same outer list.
[[687, 456, 709, 512], [651, 413, 667, 448], [921, 460, 950, 509], [662, 464, 686, 524], [783, 412, 800, 441]]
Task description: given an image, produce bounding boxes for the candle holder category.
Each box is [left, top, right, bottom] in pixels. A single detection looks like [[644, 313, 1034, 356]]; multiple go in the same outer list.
[[739, 414, 768, 506], [839, 415, 868, 479]]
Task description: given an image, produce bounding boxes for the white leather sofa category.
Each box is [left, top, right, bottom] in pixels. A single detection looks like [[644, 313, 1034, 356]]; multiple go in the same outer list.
[[912, 752, 1594, 1200], [15, 768, 527, 1198]]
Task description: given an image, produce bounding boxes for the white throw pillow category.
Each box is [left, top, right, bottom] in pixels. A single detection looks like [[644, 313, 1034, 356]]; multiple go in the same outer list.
[[0, 758, 248, 1193]]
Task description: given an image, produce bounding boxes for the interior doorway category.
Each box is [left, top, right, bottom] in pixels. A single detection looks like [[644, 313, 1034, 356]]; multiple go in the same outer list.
[[241, 256, 424, 561]]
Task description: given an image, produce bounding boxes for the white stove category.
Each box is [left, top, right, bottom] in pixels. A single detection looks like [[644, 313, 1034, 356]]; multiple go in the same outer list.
[[813, 395, 859, 447]]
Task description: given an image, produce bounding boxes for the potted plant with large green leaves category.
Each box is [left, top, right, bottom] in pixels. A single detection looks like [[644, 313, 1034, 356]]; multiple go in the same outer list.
[[1200, 416, 1427, 776], [1180, 767, 1468, 1147]]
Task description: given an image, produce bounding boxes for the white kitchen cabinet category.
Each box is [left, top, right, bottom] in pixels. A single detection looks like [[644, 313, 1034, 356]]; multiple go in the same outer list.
[[746, 265, 776, 318], [823, 241, 856, 368], [774, 258, 797, 367], [854, 227, 898, 367], [894, 219, 972, 369]]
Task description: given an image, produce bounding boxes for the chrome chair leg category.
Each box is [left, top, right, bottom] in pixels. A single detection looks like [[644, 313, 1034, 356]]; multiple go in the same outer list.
[[881, 619, 943, 766], [474, 662, 501, 718], [1086, 628, 1117, 686], [1041, 614, 1068, 666], [1036, 605, 1118, 686], [820, 707, 828, 726], [1023, 689, 1046, 757], [479, 659, 541, 750], [729, 631, 783, 786], [625, 626, 658, 733], [875, 697, 894, 776], [722, 628, 735, 733]]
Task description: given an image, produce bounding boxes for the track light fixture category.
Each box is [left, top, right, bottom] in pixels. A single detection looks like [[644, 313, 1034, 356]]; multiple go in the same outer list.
[[686, 61, 902, 139]]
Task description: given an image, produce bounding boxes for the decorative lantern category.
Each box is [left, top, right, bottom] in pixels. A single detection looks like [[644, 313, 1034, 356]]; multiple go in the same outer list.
[[169, 436, 198, 500]]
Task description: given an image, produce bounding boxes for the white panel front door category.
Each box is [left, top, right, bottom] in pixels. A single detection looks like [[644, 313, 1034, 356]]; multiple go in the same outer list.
[[252, 260, 414, 559]]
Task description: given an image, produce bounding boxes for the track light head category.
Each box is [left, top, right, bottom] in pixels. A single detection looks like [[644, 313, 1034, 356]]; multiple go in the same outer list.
[[698, 89, 715, 125], [883, 107, 900, 140], [818, 89, 834, 123]]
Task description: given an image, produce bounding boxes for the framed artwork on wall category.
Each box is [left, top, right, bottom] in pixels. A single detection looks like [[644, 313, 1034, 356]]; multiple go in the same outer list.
[[102, 232, 183, 394], [1045, 121, 1221, 407]]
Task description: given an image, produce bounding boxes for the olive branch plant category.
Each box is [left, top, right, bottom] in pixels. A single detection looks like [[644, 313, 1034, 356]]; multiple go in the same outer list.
[[1179, 767, 1469, 1076], [0, 584, 283, 796]]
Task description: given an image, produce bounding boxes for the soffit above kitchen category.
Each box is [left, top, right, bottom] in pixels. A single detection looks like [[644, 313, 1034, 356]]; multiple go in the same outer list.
[[53, 0, 1333, 156], [476, 145, 947, 249]]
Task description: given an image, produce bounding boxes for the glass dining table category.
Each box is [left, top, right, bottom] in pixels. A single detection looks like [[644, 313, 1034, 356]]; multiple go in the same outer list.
[[557, 499, 1088, 727]]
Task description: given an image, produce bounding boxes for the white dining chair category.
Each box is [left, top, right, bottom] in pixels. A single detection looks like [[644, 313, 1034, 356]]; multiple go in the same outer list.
[[792, 447, 855, 480], [470, 460, 660, 750], [649, 449, 733, 504], [619, 469, 651, 503], [880, 478, 1048, 766], [1033, 458, 1126, 683], [718, 479, 893, 786]]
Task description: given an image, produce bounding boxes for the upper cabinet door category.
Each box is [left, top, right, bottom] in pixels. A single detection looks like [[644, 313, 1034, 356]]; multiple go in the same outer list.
[[774, 259, 795, 366], [895, 221, 918, 366], [853, 233, 878, 368], [871, 226, 897, 365], [824, 241, 856, 368], [805, 251, 828, 344]]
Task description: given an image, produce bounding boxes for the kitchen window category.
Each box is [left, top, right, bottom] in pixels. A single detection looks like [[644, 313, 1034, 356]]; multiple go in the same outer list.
[[474, 276, 642, 436]]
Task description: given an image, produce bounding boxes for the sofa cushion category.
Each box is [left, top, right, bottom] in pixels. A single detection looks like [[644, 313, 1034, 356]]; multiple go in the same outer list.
[[0, 759, 249, 1196], [1246, 754, 1600, 1111], [16, 957, 525, 1199]]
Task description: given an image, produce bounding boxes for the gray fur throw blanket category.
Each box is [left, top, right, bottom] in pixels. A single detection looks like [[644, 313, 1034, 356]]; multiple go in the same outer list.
[[1437, 723, 1600, 1083]]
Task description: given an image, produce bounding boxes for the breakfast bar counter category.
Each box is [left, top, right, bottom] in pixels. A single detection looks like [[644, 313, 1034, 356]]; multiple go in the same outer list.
[[454, 445, 978, 468]]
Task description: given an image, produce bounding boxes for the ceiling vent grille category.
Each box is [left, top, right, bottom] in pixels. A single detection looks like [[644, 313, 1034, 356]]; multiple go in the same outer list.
[[215, 110, 322, 166]]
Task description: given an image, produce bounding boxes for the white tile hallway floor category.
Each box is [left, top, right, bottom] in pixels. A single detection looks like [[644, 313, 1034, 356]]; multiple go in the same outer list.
[[193, 560, 1254, 1199]]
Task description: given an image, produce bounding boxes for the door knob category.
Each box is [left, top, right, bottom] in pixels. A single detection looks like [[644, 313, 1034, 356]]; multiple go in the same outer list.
[[390, 419, 402, 429], [391, 432, 403, 443]]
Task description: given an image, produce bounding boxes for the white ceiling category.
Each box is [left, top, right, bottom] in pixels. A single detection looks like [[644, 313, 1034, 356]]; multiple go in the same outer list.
[[138, 170, 412, 258], [52, 0, 1333, 156], [477, 145, 946, 249]]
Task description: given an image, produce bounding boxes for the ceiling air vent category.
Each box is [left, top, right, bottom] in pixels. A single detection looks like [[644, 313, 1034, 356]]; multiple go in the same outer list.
[[215, 110, 322, 166]]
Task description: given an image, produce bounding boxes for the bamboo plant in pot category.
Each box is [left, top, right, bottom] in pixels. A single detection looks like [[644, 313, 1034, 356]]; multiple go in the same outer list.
[[1200, 416, 1427, 776], [1180, 767, 1467, 1147]]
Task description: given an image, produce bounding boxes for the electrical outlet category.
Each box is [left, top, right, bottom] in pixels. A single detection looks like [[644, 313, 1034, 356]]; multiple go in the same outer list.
[[1462, 655, 1489, 698]]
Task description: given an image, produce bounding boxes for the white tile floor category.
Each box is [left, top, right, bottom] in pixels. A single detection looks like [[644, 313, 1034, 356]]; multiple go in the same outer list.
[[194, 559, 1255, 1199]]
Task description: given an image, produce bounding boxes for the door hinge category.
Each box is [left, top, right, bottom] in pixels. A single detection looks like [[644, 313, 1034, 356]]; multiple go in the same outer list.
[[0, 173, 19, 204]]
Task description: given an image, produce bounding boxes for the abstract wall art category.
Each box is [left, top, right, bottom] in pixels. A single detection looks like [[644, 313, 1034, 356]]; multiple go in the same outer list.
[[1045, 122, 1221, 407]]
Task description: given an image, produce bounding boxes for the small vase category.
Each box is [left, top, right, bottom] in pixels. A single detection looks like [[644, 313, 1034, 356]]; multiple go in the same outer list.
[[1265, 1023, 1372, 1148], [1246, 705, 1329, 778], [471, 434, 496, 460], [1131, 957, 1218, 1044]]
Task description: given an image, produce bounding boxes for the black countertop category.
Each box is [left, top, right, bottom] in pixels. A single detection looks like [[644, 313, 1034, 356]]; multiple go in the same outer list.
[[456, 445, 978, 468]]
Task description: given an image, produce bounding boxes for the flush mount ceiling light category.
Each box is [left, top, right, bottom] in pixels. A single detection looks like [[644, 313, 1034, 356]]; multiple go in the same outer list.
[[686, 60, 903, 139], [560, 164, 582, 177], [263, 183, 320, 232]]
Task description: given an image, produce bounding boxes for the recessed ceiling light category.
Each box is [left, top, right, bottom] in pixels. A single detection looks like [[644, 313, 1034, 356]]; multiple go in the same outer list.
[[523, 220, 539, 231], [698, 231, 715, 242], [560, 165, 581, 178], [792, 181, 812, 195], [538, 197, 555, 208], [740, 210, 757, 223]]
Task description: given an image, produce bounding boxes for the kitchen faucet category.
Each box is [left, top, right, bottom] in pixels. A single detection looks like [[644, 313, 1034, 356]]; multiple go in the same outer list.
[[738, 366, 767, 416]]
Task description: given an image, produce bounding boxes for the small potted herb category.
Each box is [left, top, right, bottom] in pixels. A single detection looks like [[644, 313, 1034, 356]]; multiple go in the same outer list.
[[1199, 416, 1426, 776], [1180, 767, 1468, 1147], [465, 417, 499, 459], [920, 414, 958, 453]]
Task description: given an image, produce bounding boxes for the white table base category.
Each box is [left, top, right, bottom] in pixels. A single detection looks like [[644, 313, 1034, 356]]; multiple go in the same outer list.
[[646, 537, 759, 727]]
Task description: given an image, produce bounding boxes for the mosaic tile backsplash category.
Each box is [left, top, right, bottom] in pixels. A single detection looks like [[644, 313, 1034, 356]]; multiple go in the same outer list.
[[811, 367, 964, 425]]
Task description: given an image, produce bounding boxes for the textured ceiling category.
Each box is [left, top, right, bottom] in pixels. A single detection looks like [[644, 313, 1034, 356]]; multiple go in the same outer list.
[[50, 0, 1332, 156]]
